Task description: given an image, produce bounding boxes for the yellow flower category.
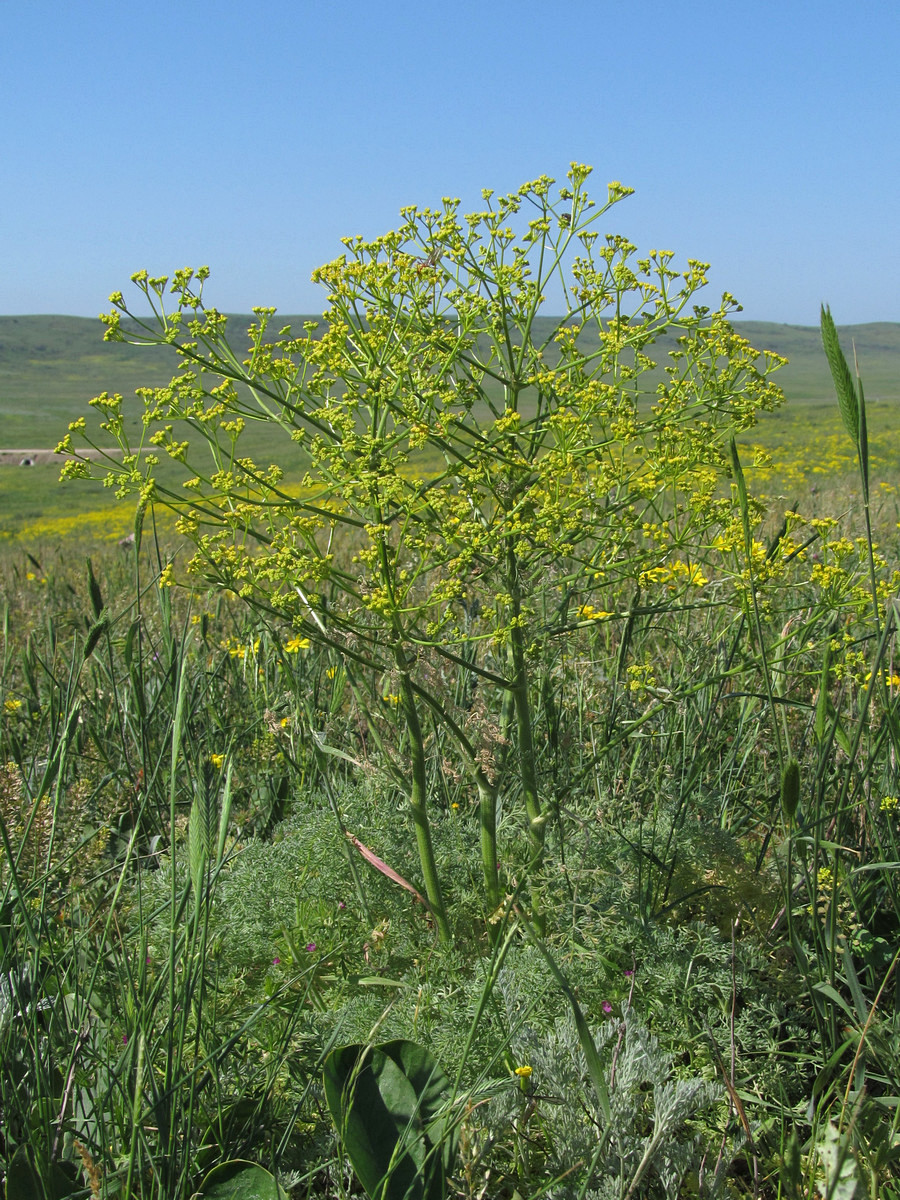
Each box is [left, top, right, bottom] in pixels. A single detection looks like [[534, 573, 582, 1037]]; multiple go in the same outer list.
[[4, 699, 22, 714], [514, 1065, 533, 1078], [880, 796, 899, 813], [864, 670, 900, 689], [326, 666, 338, 679], [284, 636, 310, 653], [222, 636, 260, 659], [280, 717, 291, 729], [383, 693, 401, 705], [577, 605, 612, 621], [209, 753, 225, 769]]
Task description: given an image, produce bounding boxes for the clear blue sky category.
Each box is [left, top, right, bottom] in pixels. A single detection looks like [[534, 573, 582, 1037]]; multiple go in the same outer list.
[[2, 0, 897, 324]]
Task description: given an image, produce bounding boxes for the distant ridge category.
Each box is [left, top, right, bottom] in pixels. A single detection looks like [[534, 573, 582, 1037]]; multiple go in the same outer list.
[[1, 315, 898, 417]]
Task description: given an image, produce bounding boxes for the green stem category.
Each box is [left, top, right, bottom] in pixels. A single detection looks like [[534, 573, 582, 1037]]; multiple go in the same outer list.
[[397, 659, 451, 944], [507, 545, 545, 934], [478, 779, 500, 915], [410, 674, 502, 914]]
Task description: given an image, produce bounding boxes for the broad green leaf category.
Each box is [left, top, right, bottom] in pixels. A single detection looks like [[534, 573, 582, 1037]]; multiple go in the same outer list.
[[4, 1146, 79, 1200], [194, 1159, 289, 1200], [815, 1122, 862, 1200], [323, 1040, 457, 1200]]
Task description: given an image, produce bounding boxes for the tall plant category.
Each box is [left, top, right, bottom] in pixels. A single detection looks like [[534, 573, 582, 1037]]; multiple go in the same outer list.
[[58, 165, 785, 940]]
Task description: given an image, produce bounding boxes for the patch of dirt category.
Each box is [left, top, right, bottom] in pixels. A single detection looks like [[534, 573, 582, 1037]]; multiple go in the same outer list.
[[0, 448, 121, 467]]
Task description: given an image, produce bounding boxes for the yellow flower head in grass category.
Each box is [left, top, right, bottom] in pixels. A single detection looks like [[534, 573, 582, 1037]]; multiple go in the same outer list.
[[577, 605, 613, 621], [4, 699, 23, 714], [222, 636, 261, 659], [284, 636, 310, 653], [880, 796, 899, 813], [640, 561, 708, 589], [209, 753, 225, 769], [514, 1065, 533, 1078], [865, 670, 900, 689]]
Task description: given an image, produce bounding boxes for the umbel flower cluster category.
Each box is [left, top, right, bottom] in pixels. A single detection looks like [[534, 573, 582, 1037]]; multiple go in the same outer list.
[[58, 165, 786, 942]]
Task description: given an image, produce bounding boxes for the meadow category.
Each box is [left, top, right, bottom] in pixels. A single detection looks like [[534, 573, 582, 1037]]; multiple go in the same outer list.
[[2, 172, 900, 1200], [2, 314, 900, 540]]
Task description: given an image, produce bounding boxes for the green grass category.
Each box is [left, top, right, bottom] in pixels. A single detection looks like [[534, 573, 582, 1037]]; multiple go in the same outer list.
[[3, 459, 900, 1196]]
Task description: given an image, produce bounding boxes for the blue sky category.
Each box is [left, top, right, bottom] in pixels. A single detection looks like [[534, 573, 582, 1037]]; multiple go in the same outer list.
[[2, 0, 897, 324]]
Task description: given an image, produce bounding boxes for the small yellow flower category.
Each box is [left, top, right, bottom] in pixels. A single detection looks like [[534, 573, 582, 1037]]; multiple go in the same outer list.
[[514, 1065, 533, 1078], [577, 604, 612, 621], [280, 717, 291, 729], [326, 666, 338, 679], [880, 796, 899, 813], [284, 636, 310, 653], [4, 699, 23, 714], [25, 572, 36, 581], [209, 753, 225, 769], [864, 670, 900, 689], [383, 693, 401, 705]]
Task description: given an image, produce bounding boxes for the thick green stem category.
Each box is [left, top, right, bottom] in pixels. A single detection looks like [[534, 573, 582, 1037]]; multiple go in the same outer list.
[[397, 662, 452, 944], [506, 546, 546, 934], [478, 780, 500, 915], [477, 688, 513, 916], [406, 672, 501, 919]]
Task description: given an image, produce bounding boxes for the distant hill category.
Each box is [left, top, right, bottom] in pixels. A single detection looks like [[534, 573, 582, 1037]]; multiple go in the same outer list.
[[1, 312, 898, 540], [730, 321, 900, 402], [1, 313, 898, 449]]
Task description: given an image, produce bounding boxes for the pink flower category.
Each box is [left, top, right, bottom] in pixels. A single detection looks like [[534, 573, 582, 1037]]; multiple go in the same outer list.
[[624, 969, 633, 977], [306, 943, 316, 953], [272, 957, 281, 965], [602, 1001, 613, 1014]]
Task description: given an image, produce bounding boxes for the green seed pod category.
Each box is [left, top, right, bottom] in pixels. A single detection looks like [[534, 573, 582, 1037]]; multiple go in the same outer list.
[[781, 759, 800, 822]]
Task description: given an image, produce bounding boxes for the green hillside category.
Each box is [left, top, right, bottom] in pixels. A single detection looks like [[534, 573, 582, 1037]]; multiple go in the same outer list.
[[1, 313, 898, 539], [3, 314, 898, 444]]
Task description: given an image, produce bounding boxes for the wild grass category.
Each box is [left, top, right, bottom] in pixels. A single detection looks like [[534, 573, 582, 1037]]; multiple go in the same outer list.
[[2, 464, 900, 1197]]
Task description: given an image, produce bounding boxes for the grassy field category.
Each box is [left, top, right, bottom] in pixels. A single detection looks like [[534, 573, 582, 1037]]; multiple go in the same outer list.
[[3, 268, 900, 1198], [2, 313, 900, 541], [3, 474, 900, 1198]]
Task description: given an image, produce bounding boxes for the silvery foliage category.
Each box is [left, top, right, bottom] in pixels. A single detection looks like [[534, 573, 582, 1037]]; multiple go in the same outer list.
[[491, 970, 732, 1200]]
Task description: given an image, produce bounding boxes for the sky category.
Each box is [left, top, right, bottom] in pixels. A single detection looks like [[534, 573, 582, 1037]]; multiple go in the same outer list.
[[2, 1, 898, 325]]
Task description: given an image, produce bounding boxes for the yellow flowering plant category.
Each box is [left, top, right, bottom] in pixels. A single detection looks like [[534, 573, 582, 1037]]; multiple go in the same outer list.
[[59, 166, 786, 942]]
